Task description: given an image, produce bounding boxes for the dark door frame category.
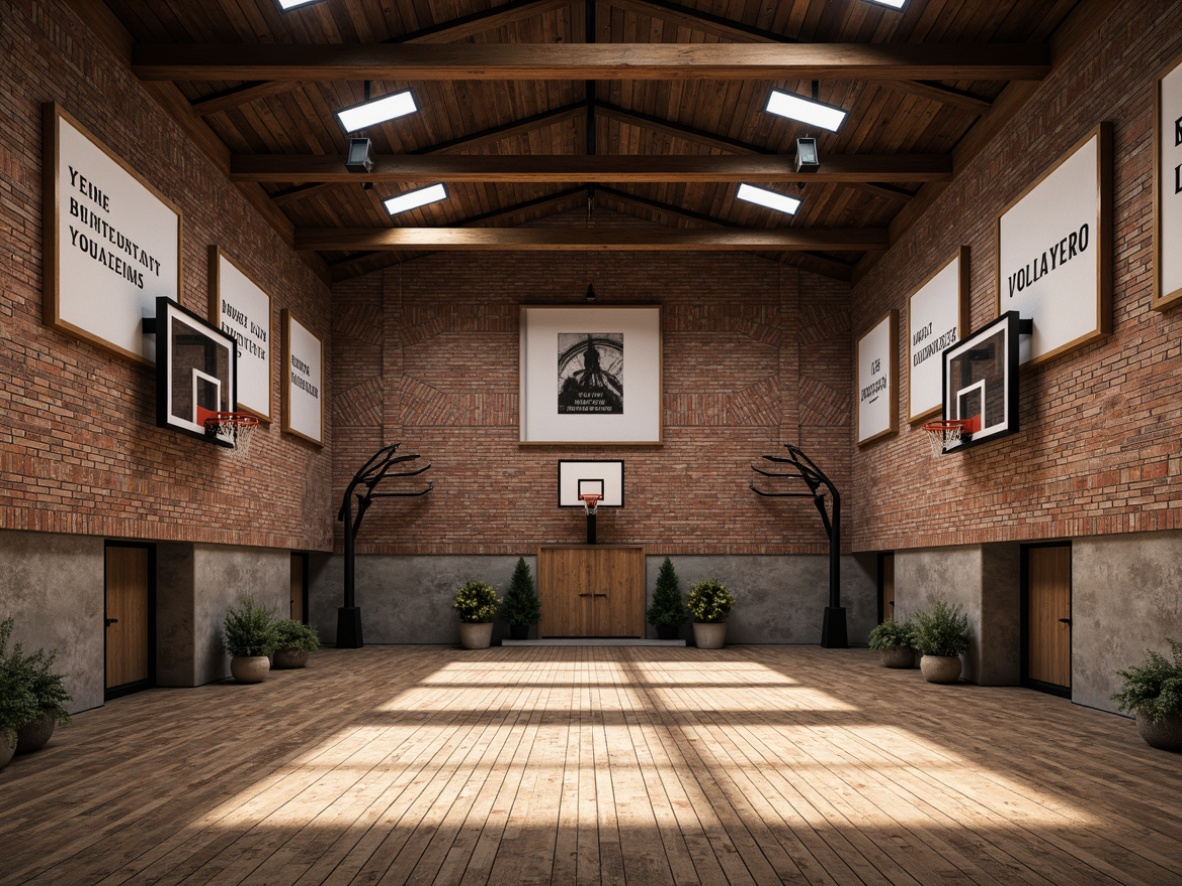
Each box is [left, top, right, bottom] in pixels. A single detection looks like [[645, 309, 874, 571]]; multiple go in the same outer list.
[[1020, 540, 1072, 699]]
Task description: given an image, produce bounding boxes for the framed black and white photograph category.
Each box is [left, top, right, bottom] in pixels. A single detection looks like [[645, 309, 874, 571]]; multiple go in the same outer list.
[[520, 305, 661, 444], [995, 123, 1111, 365], [43, 103, 182, 364], [282, 309, 323, 446], [908, 247, 967, 423], [210, 246, 272, 421], [1155, 54, 1182, 310], [856, 310, 897, 446]]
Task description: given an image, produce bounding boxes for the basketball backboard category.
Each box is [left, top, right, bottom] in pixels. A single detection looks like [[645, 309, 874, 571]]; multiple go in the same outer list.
[[558, 460, 624, 507], [154, 296, 238, 446], [941, 311, 1021, 452]]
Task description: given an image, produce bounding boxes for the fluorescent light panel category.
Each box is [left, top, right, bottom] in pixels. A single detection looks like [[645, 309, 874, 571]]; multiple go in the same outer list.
[[384, 183, 447, 216], [276, 0, 327, 10], [335, 90, 417, 133], [765, 89, 848, 132], [737, 183, 801, 215], [862, 0, 907, 8]]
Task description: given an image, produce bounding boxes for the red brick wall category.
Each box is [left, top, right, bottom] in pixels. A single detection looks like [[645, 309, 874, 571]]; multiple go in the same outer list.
[[0, 1, 334, 550], [849, 1, 1182, 552], [332, 237, 853, 555]]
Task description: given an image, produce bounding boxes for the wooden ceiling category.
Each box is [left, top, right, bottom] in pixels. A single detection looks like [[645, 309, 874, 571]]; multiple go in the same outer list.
[[96, 0, 1088, 282]]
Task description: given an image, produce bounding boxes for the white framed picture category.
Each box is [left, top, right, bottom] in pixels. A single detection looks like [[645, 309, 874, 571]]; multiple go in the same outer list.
[[1155, 53, 1182, 310], [520, 305, 662, 445], [908, 247, 967, 422], [995, 123, 1111, 365], [856, 310, 897, 446], [210, 246, 272, 421], [282, 309, 323, 446]]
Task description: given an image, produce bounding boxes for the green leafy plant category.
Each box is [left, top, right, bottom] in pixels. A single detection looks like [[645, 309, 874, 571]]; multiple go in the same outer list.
[[868, 619, 915, 651], [453, 580, 500, 624], [223, 595, 280, 658], [687, 579, 735, 624], [274, 619, 320, 653], [1113, 639, 1182, 724], [501, 558, 541, 626], [910, 599, 970, 657], [647, 557, 687, 628], [0, 618, 40, 749], [22, 646, 72, 727]]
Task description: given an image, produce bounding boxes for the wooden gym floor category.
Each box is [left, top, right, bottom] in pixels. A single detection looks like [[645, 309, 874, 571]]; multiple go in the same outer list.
[[3, 645, 1180, 886]]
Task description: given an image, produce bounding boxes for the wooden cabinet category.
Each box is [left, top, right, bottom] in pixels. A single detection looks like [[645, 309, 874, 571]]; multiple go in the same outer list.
[[538, 545, 645, 638]]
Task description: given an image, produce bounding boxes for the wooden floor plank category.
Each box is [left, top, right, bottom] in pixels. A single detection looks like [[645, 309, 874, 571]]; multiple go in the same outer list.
[[2, 645, 1181, 886]]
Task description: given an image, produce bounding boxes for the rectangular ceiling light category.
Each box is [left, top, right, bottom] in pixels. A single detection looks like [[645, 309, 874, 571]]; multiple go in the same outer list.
[[335, 90, 417, 133], [737, 183, 801, 215], [383, 183, 448, 216], [862, 0, 907, 8], [765, 89, 848, 133], [276, 0, 327, 10]]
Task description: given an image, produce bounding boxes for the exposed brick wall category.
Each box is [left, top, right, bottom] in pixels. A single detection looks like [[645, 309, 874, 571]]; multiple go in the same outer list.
[[849, 1, 1182, 552], [332, 232, 853, 556], [0, 0, 334, 550]]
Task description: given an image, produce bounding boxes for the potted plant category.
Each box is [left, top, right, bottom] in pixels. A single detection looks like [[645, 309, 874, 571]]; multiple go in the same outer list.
[[687, 579, 735, 649], [869, 619, 916, 669], [1113, 638, 1182, 752], [0, 618, 39, 769], [501, 557, 540, 641], [911, 598, 971, 683], [223, 595, 279, 684], [273, 619, 320, 669], [454, 580, 500, 649], [14, 645, 72, 754], [647, 557, 686, 640]]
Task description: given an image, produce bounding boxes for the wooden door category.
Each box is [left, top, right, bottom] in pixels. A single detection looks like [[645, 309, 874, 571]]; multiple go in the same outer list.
[[1025, 544, 1071, 691], [881, 552, 896, 622], [539, 547, 595, 637], [290, 552, 306, 622], [105, 544, 151, 691], [538, 546, 645, 638], [590, 546, 645, 637]]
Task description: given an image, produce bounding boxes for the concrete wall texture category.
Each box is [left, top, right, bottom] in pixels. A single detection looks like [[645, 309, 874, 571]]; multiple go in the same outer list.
[[2, 0, 1182, 719]]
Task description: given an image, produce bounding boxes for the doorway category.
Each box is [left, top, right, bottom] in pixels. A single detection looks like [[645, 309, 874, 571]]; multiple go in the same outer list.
[[879, 552, 896, 622], [290, 552, 308, 622], [105, 542, 155, 698], [1022, 542, 1071, 697]]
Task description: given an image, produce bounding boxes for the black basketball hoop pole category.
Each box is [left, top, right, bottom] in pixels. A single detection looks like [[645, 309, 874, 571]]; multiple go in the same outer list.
[[337, 443, 432, 648], [750, 444, 847, 649]]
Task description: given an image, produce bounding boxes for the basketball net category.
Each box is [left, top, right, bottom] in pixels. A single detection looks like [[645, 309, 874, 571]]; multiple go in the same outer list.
[[921, 420, 970, 459], [203, 412, 260, 460], [580, 493, 601, 515]]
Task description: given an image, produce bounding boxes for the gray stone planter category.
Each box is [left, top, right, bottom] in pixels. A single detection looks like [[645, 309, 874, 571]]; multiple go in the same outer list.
[[459, 622, 494, 649], [920, 654, 962, 684], [1135, 712, 1182, 752], [693, 622, 728, 649], [879, 646, 916, 669], [16, 711, 56, 754], [230, 655, 271, 684], [273, 649, 310, 669]]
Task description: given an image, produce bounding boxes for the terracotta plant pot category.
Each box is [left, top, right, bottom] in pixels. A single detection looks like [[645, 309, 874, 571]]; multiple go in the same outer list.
[[273, 649, 310, 669], [16, 711, 56, 754], [920, 654, 962, 684], [459, 622, 494, 649], [880, 646, 916, 669], [230, 655, 271, 684], [693, 622, 727, 649], [1135, 712, 1182, 752]]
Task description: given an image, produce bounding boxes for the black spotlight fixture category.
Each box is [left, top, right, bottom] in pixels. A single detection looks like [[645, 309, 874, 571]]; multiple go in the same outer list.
[[795, 136, 820, 173], [585, 283, 597, 302], [345, 137, 374, 173]]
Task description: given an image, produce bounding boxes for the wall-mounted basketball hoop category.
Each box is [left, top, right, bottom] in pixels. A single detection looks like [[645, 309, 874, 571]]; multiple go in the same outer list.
[[201, 410, 260, 459], [920, 418, 974, 459]]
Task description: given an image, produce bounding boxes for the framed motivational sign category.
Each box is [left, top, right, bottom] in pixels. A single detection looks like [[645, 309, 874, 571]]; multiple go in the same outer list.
[[210, 246, 272, 421], [856, 310, 897, 446], [1155, 53, 1182, 310], [282, 310, 323, 446], [995, 123, 1111, 365], [908, 247, 967, 423]]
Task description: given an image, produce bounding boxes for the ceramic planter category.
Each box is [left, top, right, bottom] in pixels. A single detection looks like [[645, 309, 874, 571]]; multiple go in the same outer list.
[[920, 654, 962, 683], [459, 622, 494, 649], [15, 711, 56, 754], [879, 646, 916, 669], [1135, 712, 1182, 752], [693, 622, 727, 649], [273, 649, 310, 669], [230, 655, 271, 684]]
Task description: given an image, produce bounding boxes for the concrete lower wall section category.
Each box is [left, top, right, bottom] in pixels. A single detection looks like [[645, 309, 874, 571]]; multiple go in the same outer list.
[[308, 553, 877, 646]]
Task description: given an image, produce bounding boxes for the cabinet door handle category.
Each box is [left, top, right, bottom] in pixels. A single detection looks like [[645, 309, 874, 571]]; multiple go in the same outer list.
[[578, 593, 593, 597]]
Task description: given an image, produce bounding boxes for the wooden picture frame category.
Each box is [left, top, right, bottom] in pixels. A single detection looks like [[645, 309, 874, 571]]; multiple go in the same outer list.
[[519, 305, 662, 445], [282, 309, 323, 446], [908, 247, 968, 423], [42, 102, 182, 365], [995, 122, 1111, 365], [210, 246, 273, 422], [1154, 53, 1182, 310], [856, 310, 898, 446]]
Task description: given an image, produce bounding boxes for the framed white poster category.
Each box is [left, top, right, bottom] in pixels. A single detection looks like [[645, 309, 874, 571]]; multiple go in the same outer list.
[[856, 310, 897, 446], [210, 246, 272, 421], [282, 310, 323, 446], [520, 305, 662, 444], [995, 123, 1111, 365], [42, 103, 182, 364], [908, 247, 967, 422], [1155, 54, 1182, 310]]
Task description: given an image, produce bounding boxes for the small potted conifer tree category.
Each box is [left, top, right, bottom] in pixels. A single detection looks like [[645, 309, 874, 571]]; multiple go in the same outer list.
[[501, 557, 541, 641], [647, 556, 686, 640]]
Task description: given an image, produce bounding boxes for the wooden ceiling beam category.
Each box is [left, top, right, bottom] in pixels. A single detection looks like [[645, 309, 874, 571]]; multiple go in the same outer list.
[[133, 43, 1052, 82], [191, 80, 305, 117], [232, 153, 952, 183], [295, 226, 889, 251]]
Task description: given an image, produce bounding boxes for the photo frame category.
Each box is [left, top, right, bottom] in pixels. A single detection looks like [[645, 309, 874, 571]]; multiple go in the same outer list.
[[908, 247, 968, 423], [210, 246, 272, 421], [282, 310, 323, 446], [43, 103, 182, 364], [519, 305, 662, 445], [1154, 53, 1182, 310], [995, 122, 1111, 365], [856, 310, 897, 446]]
